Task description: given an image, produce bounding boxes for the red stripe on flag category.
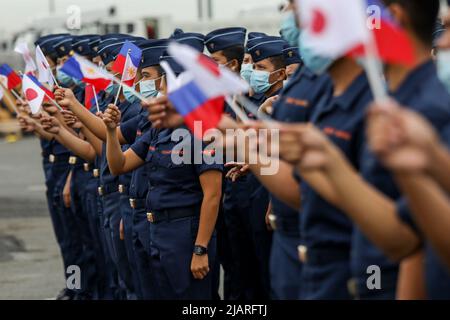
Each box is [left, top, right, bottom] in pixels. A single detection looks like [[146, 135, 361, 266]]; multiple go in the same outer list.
[[184, 96, 225, 138], [197, 54, 221, 77], [112, 54, 127, 74]]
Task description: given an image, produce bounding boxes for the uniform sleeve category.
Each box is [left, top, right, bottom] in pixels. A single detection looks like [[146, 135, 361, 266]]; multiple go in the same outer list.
[[130, 130, 152, 161], [120, 115, 140, 145], [193, 139, 223, 175]]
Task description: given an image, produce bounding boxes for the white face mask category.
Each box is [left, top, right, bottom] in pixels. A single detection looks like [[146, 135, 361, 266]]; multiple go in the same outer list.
[[437, 49, 450, 95]]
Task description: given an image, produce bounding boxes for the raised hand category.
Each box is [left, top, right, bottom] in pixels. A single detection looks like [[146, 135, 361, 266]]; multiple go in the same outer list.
[[143, 96, 184, 129], [367, 102, 439, 172], [102, 104, 121, 130], [41, 116, 61, 135], [54, 88, 76, 108]]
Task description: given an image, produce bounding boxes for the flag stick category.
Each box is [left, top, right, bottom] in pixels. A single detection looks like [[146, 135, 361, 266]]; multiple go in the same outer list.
[[235, 95, 274, 123], [110, 76, 148, 102], [50, 71, 60, 88], [362, 34, 389, 103], [113, 83, 122, 106], [45, 94, 63, 111], [9, 88, 25, 104], [225, 96, 250, 123], [93, 85, 100, 113], [0, 82, 20, 114]]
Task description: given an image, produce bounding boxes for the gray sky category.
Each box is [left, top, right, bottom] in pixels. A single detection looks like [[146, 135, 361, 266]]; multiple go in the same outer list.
[[0, 0, 284, 34]]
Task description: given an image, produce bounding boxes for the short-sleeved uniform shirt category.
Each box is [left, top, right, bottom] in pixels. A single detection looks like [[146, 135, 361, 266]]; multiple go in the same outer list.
[[131, 127, 223, 211]]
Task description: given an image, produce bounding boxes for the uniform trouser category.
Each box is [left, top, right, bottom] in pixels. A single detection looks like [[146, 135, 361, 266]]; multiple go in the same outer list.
[[248, 184, 272, 299], [213, 204, 232, 300], [51, 162, 85, 297], [149, 215, 217, 300], [70, 167, 99, 299], [119, 194, 143, 299], [102, 191, 136, 299], [223, 195, 260, 300], [269, 231, 302, 300], [84, 178, 116, 299], [300, 248, 352, 300], [132, 206, 158, 299]]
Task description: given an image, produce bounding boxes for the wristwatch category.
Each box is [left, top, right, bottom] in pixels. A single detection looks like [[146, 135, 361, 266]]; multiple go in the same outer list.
[[193, 245, 208, 256]]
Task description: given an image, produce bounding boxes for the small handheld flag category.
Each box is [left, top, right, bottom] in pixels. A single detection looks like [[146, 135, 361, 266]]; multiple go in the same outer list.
[[85, 84, 100, 111], [61, 54, 113, 91], [0, 64, 22, 89], [36, 45, 55, 87], [22, 74, 45, 114], [15, 42, 37, 74], [112, 41, 142, 82]]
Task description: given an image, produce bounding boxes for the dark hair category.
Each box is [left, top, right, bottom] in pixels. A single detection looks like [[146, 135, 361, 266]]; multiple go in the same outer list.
[[268, 55, 286, 70], [221, 45, 245, 71], [383, 0, 439, 46]]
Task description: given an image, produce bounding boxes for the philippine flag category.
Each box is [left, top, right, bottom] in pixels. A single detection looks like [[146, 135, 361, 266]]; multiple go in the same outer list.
[[348, 0, 415, 66], [0, 64, 22, 89], [167, 42, 249, 137], [61, 54, 113, 91], [112, 41, 142, 87], [22, 74, 45, 114]]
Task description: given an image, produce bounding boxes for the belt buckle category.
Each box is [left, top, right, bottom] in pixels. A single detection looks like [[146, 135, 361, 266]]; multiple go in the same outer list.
[[98, 187, 104, 196], [147, 212, 154, 223], [347, 278, 359, 300], [298, 245, 308, 263], [129, 199, 136, 209], [268, 214, 277, 230], [118, 184, 124, 193], [93, 169, 99, 178], [69, 156, 77, 165], [49, 154, 55, 163]]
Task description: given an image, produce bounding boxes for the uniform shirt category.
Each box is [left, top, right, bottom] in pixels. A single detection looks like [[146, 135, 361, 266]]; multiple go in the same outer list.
[[355, 62, 450, 282], [271, 66, 333, 227], [299, 73, 372, 250], [120, 108, 152, 199], [131, 127, 223, 211], [100, 99, 140, 186]]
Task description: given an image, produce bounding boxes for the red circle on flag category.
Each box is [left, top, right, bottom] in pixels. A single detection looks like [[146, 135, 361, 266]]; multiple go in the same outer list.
[[25, 88, 38, 101], [312, 9, 326, 34]]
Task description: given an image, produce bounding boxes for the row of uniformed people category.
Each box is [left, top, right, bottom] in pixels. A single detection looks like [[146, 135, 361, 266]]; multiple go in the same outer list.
[[16, 19, 300, 299], [18, 0, 450, 300], [145, 0, 450, 300]]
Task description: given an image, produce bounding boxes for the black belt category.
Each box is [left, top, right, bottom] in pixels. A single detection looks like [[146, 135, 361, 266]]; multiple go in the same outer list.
[[129, 198, 146, 210], [98, 181, 119, 196], [147, 205, 200, 224], [48, 154, 71, 164], [299, 245, 350, 265]]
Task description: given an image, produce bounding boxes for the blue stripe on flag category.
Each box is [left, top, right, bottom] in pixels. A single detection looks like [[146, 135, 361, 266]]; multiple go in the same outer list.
[[60, 57, 84, 81], [168, 81, 209, 117]]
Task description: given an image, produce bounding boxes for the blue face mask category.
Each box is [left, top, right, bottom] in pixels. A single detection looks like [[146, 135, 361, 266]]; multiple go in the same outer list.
[[140, 78, 160, 98], [123, 84, 139, 104], [240, 63, 253, 83], [437, 50, 450, 95], [298, 32, 334, 75], [56, 68, 74, 87], [250, 69, 282, 94], [105, 82, 120, 96], [280, 11, 300, 47]]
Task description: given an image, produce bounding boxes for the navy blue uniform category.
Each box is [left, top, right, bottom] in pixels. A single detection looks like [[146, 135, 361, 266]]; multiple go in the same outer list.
[[297, 73, 372, 300], [357, 61, 450, 299], [131, 127, 223, 299], [99, 98, 140, 299], [270, 66, 333, 299], [119, 107, 157, 299]]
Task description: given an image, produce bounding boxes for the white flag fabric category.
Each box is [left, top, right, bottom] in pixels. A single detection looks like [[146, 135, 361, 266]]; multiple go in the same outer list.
[[22, 74, 45, 114], [296, 0, 369, 58], [168, 42, 249, 98], [15, 42, 37, 74], [121, 53, 138, 86], [35, 45, 53, 86]]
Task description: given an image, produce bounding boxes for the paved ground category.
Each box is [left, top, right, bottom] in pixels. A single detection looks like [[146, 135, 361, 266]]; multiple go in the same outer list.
[[0, 136, 65, 299]]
